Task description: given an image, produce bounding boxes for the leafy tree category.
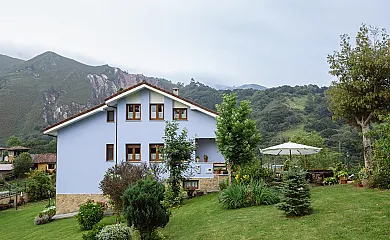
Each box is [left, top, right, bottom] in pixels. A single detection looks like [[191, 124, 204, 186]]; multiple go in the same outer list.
[[326, 24, 390, 170], [6, 135, 22, 148], [122, 178, 169, 240], [99, 162, 153, 220], [27, 170, 55, 201], [12, 152, 32, 177], [369, 114, 390, 188], [291, 131, 341, 170], [162, 121, 196, 206], [216, 93, 261, 184]]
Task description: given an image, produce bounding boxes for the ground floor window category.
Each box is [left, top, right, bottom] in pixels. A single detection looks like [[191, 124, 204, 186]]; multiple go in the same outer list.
[[183, 180, 199, 189], [126, 144, 141, 161], [47, 164, 55, 170], [150, 144, 164, 161]]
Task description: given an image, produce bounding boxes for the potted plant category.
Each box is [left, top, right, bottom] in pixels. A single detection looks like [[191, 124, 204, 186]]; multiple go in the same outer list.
[[203, 154, 208, 162], [337, 170, 348, 184], [185, 186, 196, 198], [215, 167, 222, 174], [195, 156, 200, 163], [358, 168, 369, 187]]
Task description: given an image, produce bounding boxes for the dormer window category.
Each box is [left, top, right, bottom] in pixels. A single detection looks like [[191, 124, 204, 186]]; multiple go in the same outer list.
[[127, 104, 141, 120], [173, 108, 187, 120], [150, 104, 164, 120]]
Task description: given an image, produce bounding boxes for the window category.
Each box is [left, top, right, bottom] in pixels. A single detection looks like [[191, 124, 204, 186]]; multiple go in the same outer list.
[[126, 144, 141, 161], [183, 180, 199, 189], [106, 144, 114, 161], [47, 164, 55, 170], [126, 104, 141, 120], [150, 104, 164, 120], [107, 110, 115, 122], [173, 108, 187, 120], [150, 144, 164, 161]]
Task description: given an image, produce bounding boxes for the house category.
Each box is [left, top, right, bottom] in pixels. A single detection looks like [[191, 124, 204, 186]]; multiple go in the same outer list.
[[0, 164, 12, 178], [44, 81, 227, 214], [32, 153, 56, 173], [0, 147, 6, 161], [6, 146, 30, 162]]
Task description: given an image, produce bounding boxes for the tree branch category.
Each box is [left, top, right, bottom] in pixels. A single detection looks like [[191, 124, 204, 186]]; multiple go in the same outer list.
[[355, 116, 363, 127], [363, 112, 373, 126]]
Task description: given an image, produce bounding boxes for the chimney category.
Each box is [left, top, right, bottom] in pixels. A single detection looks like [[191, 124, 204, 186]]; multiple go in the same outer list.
[[172, 88, 179, 96]]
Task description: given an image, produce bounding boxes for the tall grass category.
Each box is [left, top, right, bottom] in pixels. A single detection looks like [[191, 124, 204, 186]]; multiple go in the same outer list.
[[219, 180, 280, 209]]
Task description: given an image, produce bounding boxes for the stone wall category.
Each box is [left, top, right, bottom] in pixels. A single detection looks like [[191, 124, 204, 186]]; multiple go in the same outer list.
[[192, 175, 228, 192], [56, 194, 108, 214]]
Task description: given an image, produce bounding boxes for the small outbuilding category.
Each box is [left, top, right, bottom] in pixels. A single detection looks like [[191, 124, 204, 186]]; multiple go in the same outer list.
[[32, 153, 57, 173]]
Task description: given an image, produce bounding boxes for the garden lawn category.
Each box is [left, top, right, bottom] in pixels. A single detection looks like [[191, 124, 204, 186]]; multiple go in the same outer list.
[[0, 201, 116, 240], [161, 184, 390, 240], [1, 185, 390, 240]]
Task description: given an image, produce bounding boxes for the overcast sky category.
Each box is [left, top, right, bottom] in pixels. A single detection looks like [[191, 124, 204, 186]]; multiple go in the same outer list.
[[1, 0, 389, 88]]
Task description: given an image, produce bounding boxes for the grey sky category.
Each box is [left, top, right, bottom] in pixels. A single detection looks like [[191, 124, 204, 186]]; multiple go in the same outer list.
[[1, 0, 389, 87]]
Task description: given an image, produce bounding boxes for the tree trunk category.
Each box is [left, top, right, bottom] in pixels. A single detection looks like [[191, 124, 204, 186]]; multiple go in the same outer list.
[[227, 163, 233, 185], [361, 124, 373, 170]]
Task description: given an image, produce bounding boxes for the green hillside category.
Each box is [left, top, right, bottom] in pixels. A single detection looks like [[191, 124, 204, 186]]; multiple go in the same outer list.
[[0, 54, 24, 74], [0, 52, 363, 166]]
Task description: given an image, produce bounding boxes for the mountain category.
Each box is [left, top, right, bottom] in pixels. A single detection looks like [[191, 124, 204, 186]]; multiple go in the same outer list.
[[0, 51, 363, 167], [215, 83, 267, 90], [0, 51, 176, 144], [0, 54, 25, 74]]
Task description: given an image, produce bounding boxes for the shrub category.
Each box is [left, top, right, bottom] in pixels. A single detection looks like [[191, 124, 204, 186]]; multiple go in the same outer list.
[[249, 180, 280, 206], [238, 161, 274, 182], [219, 178, 229, 191], [122, 178, 169, 240], [0, 178, 4, 185], [219, 183, 249, 209], [42, 206, 56, 220], [27, 170, 55, 201], [323, 177, 338, 185], [219, 180, 280, 209], [83, 222, 111, 240], [12, 152, 33, 178], [96, 224, 132, 240], [162, 184, 182, 208], [278, 167, 312, 217], [34, 214, 50, 225], [99, 162, 159, 218], [76, 200, 108, 230]]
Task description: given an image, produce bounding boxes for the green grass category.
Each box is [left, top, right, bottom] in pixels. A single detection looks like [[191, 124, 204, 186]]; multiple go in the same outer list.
[[161, 184, 390, 240], [2, 185, 390, 239], [0, 201, 116, 240], [287, 96, 307, 110]]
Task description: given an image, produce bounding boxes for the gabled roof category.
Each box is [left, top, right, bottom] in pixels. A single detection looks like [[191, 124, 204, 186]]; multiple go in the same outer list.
[[44, 81, 218, 135], [32, 153, 57, 164]]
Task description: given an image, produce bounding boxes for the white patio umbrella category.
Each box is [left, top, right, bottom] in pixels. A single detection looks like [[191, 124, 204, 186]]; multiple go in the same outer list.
[[262, 141, 322, 162]]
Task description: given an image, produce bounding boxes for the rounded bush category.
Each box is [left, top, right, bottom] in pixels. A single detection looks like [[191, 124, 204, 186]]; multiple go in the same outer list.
[[96, 224, 132, 240], [76, 200, 108, 230], [34, 214, 50, 225]]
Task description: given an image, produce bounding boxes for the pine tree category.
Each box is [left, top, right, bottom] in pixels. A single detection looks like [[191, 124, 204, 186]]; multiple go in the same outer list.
[[278, 167, 312, 217]]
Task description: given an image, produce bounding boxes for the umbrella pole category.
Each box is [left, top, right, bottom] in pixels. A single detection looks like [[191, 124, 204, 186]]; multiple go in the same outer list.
[[290, 150, 292, 166]]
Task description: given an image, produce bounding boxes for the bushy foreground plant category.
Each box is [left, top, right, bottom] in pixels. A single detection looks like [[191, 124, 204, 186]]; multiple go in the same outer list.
[[278, 167, 312, 217], [162, 184, 183, 208], [96, 224, 132, 240], [99, 162, 160, 219], [76, 200, 108, 230], [237, 161, 273, 183], [82, 222, 111, 240], [27, 170, 55, 201], [219, 180, 280, 209], [34, 206, 56, 225], [123, 178, 169, 240]]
